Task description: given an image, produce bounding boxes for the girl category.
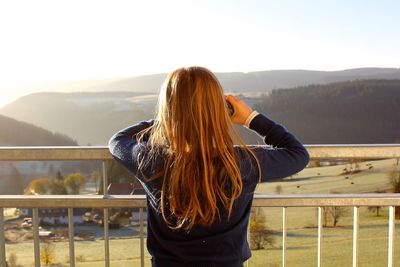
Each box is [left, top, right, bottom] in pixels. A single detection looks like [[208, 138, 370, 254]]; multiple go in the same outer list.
[[108, 66, 309, 267]]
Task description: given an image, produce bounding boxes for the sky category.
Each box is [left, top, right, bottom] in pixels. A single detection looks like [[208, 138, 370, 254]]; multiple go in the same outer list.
[[0, 0, 399, 107]]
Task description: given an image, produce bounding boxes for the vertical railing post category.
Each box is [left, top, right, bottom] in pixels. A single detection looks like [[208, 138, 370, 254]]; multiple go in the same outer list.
[[282, 207, 287, 267], [102, 160, 108, 196], [68, 208, 75, 267], [102, 160, 110, 267], [317, 207, 323, 267], [246, 212, 251, 267], [32, 208, 40, 267], [0, 208, 6, 267], [388, 206, 395, 267], [140, 208, 145, 267], [103, 208, 110, 266], [353, 206, 359, 267]]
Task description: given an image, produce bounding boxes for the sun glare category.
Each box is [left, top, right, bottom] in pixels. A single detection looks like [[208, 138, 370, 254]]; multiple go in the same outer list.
[[0, 0, 399, 107]]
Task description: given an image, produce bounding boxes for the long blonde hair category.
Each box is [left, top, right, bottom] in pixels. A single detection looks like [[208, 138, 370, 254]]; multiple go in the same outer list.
[[138, 66, 260, 230]]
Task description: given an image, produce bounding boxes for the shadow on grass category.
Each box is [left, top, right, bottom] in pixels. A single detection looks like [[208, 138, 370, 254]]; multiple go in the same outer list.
[[280, 175, 331, 182]]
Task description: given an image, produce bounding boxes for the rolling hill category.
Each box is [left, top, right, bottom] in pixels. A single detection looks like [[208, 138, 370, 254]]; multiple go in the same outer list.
[[1, 79, 400, 145], [0, 91, 154, 145], [0, 114, 78, 146]]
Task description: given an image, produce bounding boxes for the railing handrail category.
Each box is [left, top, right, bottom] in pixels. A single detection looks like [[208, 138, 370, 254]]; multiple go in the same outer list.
[[1, 145, 399, 267], [1, 194, 399, 208], [1, 144, 400, 161]]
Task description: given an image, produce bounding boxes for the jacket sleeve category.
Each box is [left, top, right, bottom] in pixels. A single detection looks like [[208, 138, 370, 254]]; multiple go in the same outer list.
[[108, 119, 155, 176], [248, 114, 309, 182]]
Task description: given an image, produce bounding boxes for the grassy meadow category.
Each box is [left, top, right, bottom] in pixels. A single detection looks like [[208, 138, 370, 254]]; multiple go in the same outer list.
[[4, 158, 400, 266]]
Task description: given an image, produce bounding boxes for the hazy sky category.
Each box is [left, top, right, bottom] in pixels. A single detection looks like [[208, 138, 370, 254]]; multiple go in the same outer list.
[[0, 0, 399, 107]]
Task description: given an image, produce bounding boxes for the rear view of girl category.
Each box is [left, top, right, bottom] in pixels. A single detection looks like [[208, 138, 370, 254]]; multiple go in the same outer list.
[[109, 66, 309, 266]]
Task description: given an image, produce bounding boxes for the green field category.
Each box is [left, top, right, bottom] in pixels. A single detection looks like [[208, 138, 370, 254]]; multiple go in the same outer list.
[[251, 158, 400, 266], [4, 158, 400, 266], [256, 158, 395, 195]]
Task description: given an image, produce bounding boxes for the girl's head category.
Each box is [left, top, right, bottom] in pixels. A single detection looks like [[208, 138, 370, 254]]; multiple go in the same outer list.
[[154, 66, 233, 152], [141, 66, 259, 230]]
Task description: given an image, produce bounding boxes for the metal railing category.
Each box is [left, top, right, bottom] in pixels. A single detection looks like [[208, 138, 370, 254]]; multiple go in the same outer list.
[[0, 144, 400, 267]]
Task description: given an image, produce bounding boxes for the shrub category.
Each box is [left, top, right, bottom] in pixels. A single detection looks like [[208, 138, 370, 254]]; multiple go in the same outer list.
[[40, 241, 55, 265]]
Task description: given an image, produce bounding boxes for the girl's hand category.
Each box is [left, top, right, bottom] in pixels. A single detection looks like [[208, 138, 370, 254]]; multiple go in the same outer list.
[[225, 95, 253, 125]]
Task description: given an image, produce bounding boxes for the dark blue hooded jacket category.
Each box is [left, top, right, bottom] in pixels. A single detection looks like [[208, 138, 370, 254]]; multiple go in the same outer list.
[[108, 113, 309, 267]]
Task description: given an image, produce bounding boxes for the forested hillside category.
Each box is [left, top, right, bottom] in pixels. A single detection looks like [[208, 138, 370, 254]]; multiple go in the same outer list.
[[253, 79, 400, 144]]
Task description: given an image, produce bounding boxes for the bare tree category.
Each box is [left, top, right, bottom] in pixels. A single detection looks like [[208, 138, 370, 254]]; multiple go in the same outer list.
[[249, 208, 275, 250], [326, 206, 348, 227], [368, 190, 385, 217], [368, 206, 382, 217], [388, 167, 400, 193], [354, 160, 361, 172], [320, 207, 329, 227], [325, 191, 349, 227], [342, 159, 362, 175], [388, 167, 400, 218], [91, 170, 101, 192]]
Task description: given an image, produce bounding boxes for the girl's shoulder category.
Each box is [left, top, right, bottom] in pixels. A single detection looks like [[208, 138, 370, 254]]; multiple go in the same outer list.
[[133, 143, 167, 181]]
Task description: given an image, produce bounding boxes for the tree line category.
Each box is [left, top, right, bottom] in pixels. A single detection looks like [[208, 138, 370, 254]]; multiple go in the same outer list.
[[251, 79, 400, 144]]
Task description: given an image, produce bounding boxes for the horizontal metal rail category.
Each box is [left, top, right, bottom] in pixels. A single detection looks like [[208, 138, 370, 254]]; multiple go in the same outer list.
[[0, 194, 400, 208], [0, 208, 5, 266], [0, 144, 400, 161]]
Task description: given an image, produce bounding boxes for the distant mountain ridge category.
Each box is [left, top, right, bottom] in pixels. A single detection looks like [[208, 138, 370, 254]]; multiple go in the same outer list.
[[10, 67, 400, 95], [79, 67, 400, 93]]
